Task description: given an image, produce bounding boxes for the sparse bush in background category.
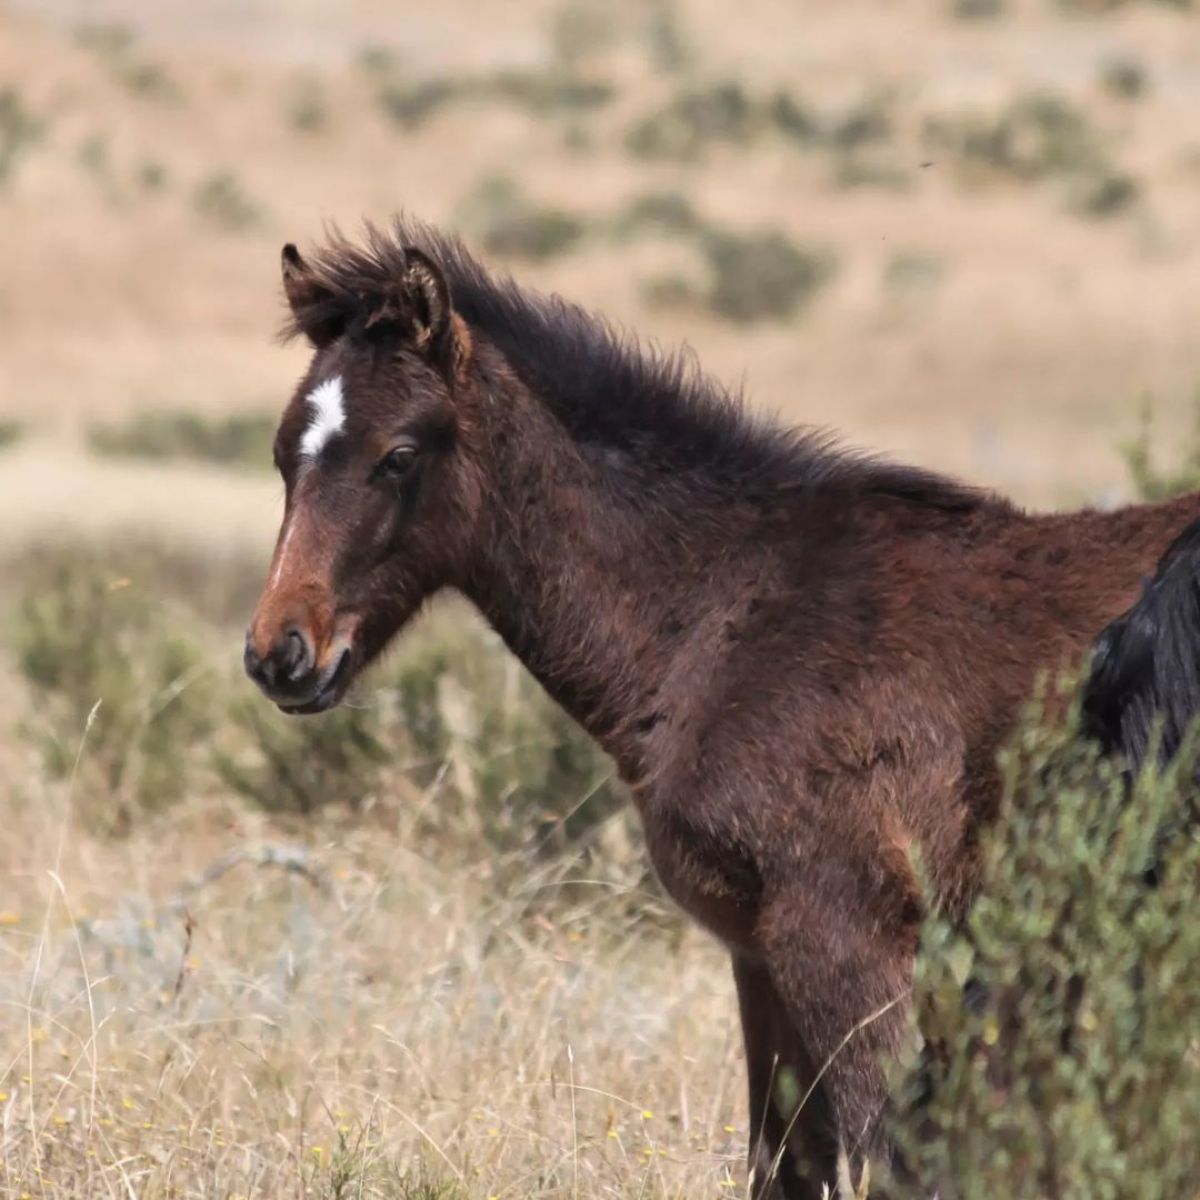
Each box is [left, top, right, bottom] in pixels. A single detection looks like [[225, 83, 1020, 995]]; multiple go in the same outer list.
[[0, 88, 45, 188], [221, 616, 624, 862], [613, 189, 701, 239], [376, 78, 460, 129], [0, 418, 22, 449], [549, 0, 616, 68], [135, 157, 170, 191], [625, 80, 756, 160], [217, 695, 393, 817], [1066, 165, 1139, 218], [8, 545, 633, 885], [459, 175, 585, 261], [644, 0, 690, 72], [76, 22, 181, 102], [77, 131, 112, 184], [193, 170, 263, 231], [376, 69, 612, 131], [891, 709, 1200, 1198], [1121, 391, 1200, 500], [952, 0, 1005, 16], [882, 252, 946, 317], [924, 92, 1096, 181], [89, 409, 276, 469], [702, 229, 836, 323], [1056, 0, 1196, 11], [286, 75, 328, 133], [1099, 56, 1149, 101], [14, 546, 214, 832]]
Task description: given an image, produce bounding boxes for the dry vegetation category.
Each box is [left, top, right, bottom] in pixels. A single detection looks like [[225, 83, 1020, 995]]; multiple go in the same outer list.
[[3, 0, 1200, 1195]]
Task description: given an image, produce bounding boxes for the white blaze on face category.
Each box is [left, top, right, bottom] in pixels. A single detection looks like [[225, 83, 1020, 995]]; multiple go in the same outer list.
[[299, 375, 346, 461]]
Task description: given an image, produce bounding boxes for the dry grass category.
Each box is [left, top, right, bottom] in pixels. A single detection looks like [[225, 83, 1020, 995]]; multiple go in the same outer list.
[[0, 764, 744, 1199]]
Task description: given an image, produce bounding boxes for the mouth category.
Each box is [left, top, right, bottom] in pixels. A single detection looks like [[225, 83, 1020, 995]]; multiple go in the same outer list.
[[276, 645, 355, 715]]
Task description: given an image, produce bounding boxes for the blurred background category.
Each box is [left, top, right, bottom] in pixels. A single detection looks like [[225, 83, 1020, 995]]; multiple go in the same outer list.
[[2, 1, 1200, 1196]]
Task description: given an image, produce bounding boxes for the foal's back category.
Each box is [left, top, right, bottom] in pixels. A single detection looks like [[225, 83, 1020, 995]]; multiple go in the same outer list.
[[672, 487, 1200, 915]]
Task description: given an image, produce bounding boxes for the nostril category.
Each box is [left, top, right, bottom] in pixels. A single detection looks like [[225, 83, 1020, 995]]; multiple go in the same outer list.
[[243, 635, 264, 682], [282, 628, 313, 681]]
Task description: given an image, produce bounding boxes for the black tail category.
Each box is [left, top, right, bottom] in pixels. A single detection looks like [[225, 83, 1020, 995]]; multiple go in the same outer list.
[[1081, 515, 1200, 884], [1082, 515, 1200, 770]]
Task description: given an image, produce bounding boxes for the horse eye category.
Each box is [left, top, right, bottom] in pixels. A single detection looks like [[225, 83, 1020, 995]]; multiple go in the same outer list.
[[379, 444, 418, 480]]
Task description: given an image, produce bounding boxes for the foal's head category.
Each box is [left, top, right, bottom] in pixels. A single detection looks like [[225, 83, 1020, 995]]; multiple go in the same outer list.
[[245, 238, 481, 712]]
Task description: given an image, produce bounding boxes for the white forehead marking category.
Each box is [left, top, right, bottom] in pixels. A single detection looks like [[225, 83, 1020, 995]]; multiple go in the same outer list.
[[299, 375, 345, 460]]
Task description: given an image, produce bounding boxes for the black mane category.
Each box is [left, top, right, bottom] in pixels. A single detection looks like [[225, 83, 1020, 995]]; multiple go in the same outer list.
[[287, 218, 996, 513]]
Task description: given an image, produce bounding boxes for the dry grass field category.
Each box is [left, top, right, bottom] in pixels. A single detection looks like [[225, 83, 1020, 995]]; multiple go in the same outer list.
[[3, 0, 1200, 1195]]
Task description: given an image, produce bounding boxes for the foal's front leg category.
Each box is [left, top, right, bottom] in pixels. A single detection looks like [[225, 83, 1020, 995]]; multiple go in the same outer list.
[[757, 880, 915, 1192], [732, 954, 839, 1200]]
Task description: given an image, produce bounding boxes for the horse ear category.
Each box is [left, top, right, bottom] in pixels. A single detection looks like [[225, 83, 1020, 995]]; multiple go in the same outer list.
[[281, 243, 343, 348], [402, 246, 470, 374]]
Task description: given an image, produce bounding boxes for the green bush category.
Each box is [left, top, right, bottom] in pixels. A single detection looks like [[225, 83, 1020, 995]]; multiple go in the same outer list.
[[702, 230, 836, 323], [220, 617, 623, 855], [924, 92, 1110, 184], [376, 70, 612, 131], [0, 88, 45, 188], [287, 76, 329, 133], [376, 79, 461, 129], [193, 171, 263, 231], [891, 708, 1200, 1198], [0, 418, 22, 449], [216, 695, 392, 816], [459, 175, 585, 261], [613, 189, 701, 239], [14, 546, 214, 832], [952, 0, 1005, 16], [89, 409, 276, 470], [625, 81, 757, 160], [1121, 392, 1200, 501], [1099, 57, 1149, 101]]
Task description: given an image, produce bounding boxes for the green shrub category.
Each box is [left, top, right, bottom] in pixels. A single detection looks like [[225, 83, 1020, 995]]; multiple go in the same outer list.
[[1099, 57, 1149, 101], [1056, 0, 1196, 10], [0, 89, 45, 188], [14, 546, 214, 832], [924, 92, 1109, 184], [135, 158, 170, 192], [376, 70, 612, 131], [952, 0, 1005, 15], [459, 175, 585, 261], [377, 79, 461, 129], [701, 230, 836, 323], [89, 410, 275, 470], [75, 23, 180, 102], [1121, 392, 1200, 501], [1066, 166, 1139, 218], [549, 0, 616, 68], [643, 0, 689, 72], [0, 418, 22, 449], [287, 76, 329, 133], [614, 189, 701, 239], [891, 708, 1200, 1198], [485, 70, 614, 116], [220, 616, 624, 856], [193, 171, 263, 231], [625, 81, 757, 160], [216, 695, 392, 816]]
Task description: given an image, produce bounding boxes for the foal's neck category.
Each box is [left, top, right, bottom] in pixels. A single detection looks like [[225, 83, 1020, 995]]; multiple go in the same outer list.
[[458, 363, 769, 786]]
